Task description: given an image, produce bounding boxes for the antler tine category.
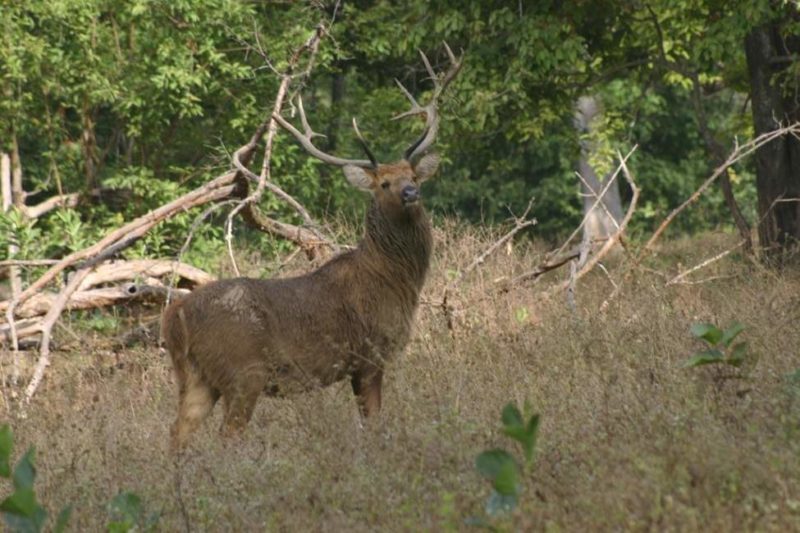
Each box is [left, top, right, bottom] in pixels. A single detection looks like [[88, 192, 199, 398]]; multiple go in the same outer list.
[[273, 97, 374, 168], [297, 96, 325, 140], [418, 49, 437, 84], [392, 79, 424, 121], [351, 118, 378, 168], [400, 42, 464, 162]]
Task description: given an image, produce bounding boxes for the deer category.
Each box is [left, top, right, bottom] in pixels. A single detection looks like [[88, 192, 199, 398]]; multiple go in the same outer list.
[[161, 44, 462, 450]]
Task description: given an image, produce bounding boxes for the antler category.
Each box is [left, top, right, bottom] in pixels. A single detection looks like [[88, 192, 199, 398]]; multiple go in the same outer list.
[[395, 42, 464, 162], [272, 96, 377, 169]]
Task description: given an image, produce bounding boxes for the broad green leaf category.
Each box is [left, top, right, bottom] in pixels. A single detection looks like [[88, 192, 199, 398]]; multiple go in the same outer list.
[[492, 457, 520, 496], [0, 425, 12, 478], [727, 342, 748, 367], [690, 323, 723, 345], [13, 448, 36, 491], [0, 488, 39, 517], [501, 403, 524, 428], [720, 322, 745, 347], [476, 449, 516, 482], [683, 349, 724, 368], [485, 489, 518, 516]]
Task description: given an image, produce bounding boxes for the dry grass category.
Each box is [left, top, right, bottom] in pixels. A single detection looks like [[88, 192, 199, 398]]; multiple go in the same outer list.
[[2, 223, 800, 531]]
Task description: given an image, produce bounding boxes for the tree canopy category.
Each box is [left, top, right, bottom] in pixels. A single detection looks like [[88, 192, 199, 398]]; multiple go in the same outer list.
[[1, 0, 798, 267]]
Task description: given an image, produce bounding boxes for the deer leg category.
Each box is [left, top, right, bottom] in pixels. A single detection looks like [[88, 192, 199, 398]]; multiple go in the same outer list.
[[171, 372, 220, 452], [220, 380, 261, 438], [351, 370, 383, 418]]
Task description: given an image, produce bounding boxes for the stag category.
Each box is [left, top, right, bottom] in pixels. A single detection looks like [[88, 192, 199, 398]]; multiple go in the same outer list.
[[162, 44, 462, 450]]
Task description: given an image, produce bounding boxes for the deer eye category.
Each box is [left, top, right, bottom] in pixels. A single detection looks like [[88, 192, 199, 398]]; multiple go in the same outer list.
[[381, 182, 390, 189]]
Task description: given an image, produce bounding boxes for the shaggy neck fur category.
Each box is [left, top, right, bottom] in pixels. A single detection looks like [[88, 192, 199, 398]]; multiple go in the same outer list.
[[361, 199, 432, 292]]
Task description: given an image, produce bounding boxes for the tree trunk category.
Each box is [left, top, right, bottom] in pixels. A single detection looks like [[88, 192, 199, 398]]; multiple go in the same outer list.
[[744, 22, 800, 261], [574, 96, 623, 243]]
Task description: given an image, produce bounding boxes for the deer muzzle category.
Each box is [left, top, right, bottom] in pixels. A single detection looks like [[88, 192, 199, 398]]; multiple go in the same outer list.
[[402, 185, 420, 204]]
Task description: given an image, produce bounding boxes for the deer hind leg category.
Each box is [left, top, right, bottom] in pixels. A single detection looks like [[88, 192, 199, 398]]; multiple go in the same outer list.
[[219, 372, 263, 438], [171, 371, 220, 452], [351, 369, 384, 419]]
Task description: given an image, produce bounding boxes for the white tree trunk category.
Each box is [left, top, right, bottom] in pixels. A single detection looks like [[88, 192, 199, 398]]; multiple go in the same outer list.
[[575, 96, 623, 243]]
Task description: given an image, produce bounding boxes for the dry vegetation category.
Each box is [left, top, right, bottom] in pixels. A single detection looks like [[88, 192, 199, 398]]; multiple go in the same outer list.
[[2, 222, 800, 531]]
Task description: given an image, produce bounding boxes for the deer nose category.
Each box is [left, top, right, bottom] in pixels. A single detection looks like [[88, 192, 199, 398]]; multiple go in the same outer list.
[[401, 185, 420, 204]]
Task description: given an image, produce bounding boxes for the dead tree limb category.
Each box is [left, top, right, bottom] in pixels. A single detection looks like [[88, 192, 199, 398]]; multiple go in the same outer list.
[[642, 123, 800, 257], [229, 22, 336, 268]]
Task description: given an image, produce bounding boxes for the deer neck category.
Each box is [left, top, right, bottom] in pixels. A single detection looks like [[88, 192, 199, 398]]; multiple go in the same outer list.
[[361, 200, 432, 290]]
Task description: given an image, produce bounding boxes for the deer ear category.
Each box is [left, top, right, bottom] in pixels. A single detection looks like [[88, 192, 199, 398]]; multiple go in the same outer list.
[[343, 165, 374, 191], [413, 152, 441, 182]]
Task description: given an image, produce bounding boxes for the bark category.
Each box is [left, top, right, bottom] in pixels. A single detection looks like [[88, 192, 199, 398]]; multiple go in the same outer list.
[[745, 23, 800, 260], [574, 96, 623, 242]]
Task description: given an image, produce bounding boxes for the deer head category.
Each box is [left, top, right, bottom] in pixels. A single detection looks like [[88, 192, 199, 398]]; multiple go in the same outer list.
[[272, 43, 463, 221]]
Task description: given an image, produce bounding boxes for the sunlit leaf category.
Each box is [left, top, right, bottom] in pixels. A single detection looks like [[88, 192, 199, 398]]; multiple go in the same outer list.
[[720, 322, 745, 348], [690, 323, 723, 345]]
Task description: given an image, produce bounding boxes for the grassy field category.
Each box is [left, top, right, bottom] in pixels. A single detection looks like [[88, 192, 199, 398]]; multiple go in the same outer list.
[[2, 224, 800, 531]]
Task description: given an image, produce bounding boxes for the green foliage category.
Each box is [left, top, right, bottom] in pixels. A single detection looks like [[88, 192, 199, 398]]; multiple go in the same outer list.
[[0, 425, 70, 533], [107, 491, 160, 532], [2, 0, 798, 263], [684, 321, 750, 368], [0, 425, 156, 533], [474, 402, 540, 519]]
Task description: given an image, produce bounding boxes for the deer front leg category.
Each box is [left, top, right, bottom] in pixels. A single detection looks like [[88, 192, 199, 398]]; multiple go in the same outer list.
[[351, 369, 383, 418]]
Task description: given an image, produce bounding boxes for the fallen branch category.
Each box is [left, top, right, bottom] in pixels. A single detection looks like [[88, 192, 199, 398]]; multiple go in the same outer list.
[[0, 260, 213, 319], [1, 283, 190, 335]]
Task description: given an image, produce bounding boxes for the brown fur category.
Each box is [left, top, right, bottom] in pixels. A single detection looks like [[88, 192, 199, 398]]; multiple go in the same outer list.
[[162, 158, 439, 450]]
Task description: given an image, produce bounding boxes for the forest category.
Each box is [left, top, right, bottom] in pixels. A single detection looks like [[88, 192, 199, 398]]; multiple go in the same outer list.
[[1, 1, 799, 530]]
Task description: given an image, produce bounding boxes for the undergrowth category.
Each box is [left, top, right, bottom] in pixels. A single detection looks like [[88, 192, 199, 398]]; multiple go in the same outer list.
[[1, 226, 799, 530]]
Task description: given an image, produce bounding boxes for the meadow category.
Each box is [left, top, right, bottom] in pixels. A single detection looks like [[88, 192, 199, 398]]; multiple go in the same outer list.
[[2, 224, 799, 531]]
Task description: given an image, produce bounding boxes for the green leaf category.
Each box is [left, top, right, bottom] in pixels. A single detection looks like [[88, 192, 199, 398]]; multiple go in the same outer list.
[[485, 489, 518, 516], [492, 457, 520, 496], [0, 488, 39, 517], [0, 425, 12, 478], [720, 322, 745, 348], [690, 323, 723, 345], [727, 342, 748, 367], [683, 349, 724, 368], [501, 403, 523, 428], [13, 448, 36, 491], [476, 449, 515, 481]]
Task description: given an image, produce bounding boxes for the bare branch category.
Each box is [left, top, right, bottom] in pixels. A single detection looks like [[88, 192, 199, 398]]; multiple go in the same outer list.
[[666, 241, 745, 286]]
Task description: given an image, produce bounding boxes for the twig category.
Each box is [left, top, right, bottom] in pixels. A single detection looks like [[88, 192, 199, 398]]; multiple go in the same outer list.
[[24, 267, 92, 404], [0, 259, 60, 268], [447, 201, 536, 291], [441, 200, 536, 329], [666, 240, 745, 286]]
